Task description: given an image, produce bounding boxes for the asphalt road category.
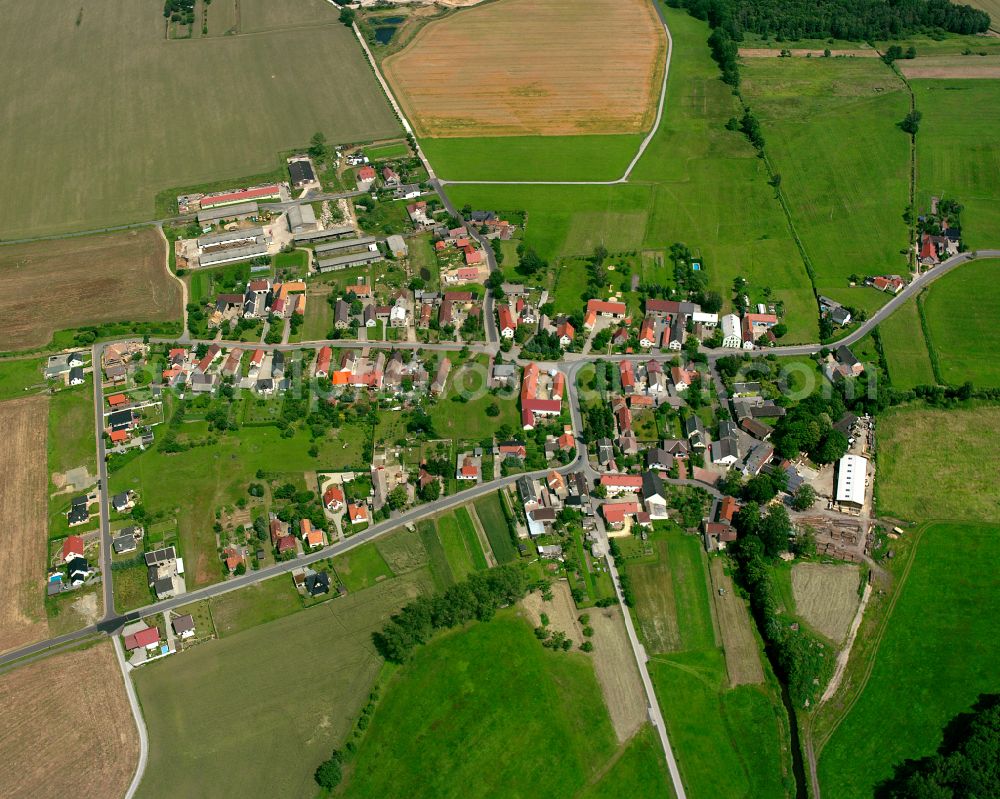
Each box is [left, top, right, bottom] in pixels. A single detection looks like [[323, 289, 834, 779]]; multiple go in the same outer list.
[[91, 344, 116, 621]]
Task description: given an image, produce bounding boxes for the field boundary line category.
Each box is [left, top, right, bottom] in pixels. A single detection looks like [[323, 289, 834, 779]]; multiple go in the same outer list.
[[434, 0, 673, 187], [915, 288, 944, 384], [113, 636, 149, 799]]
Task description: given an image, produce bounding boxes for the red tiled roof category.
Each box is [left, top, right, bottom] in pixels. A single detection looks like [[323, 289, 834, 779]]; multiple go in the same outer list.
[[600, 474, 643, 490], [62, 535, 84, 561], [124, 627, 159, 650], [587, 299, 627, 315], [200, 185, 280, 208], [107, 393, 127, 407]]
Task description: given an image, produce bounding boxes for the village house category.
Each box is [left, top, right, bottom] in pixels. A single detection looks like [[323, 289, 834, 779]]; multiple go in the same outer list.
[[520, 363, 564, 430]]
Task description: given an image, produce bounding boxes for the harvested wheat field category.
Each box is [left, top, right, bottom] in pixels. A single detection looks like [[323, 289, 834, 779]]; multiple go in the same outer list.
[[709, 558, 764, 686], [383, 0, 666, 137], [791, 562, 860, 644], [0, 227, 181, 350], [521, 582, 646, 742], [0, 641, 138, 799], [0, 396, 49, 655], [898, 55, 1000, 78]]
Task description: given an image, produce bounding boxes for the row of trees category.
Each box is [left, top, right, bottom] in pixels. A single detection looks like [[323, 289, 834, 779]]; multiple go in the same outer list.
[[372, 565, 529, 662]]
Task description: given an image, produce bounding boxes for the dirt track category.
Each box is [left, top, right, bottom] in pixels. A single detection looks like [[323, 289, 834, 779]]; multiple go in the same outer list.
[[522, 582, 646, 742], [383, 0, 666, 137], [0, 396, 50, 655], [0, 641, 138, 799]]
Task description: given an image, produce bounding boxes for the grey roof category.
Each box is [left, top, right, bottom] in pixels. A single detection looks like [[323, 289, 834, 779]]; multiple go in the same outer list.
[[144, 546, 177, 567], [172, 614, 196, 634], [711, 437, 739, 463], [835, 345, 860, 368], [317, 250, 383, 272], [646, 448, 673, 469], [153, 577, 174, 596], [197, 201, 258, 224], [288, 159, 315, 185], [197, 227, 264, 248], [292, 224, 356, 243], [313, 236, 378, 255], [718, 420, 739, 439], [286, 203, 317, 231], [642, 471, 666, 501], [743, 443, 774, 475], [199, 242, 268, 267], [113, 534, 138, 554], [684, 416, 705, 438], [516, 476, 537, 504]]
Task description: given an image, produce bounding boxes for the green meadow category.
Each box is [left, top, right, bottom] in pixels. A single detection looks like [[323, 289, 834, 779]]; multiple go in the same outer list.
[[340, 613, 668, 798], [923, 258, 1000, 386], [877, 298, 935, 389], [817, 523, 1000, 799], [741, 57, 912, 292], [445, 9, 817, 342], [914, 79, 1000, 249], [427, 134, 644, 182], [622, 526, 792, 798]]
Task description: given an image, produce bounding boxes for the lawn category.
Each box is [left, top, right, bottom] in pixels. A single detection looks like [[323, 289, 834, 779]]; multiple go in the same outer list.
[[877, 297, 936, 389], [0, 0, 400, 238], [112, 561, 153, 612], [435, 509, 485, 581], [913, 79, 1000, 250], [425, 134, 644, 182], [922, 257, 1000, 387], [134, 568, 433, 799], [621, 526, 793, 798], [876, 404, 1000, 522], [0, 357, 47, 399], [741, 56, 912, 292], [444, 9, 817, 343], [110, 419, 368, 588], [47, 381, 96, 478], [817, 522, 1000, 799], [364, 141, 410, 161], [208, 573, 305, 637], [629, 527, 717, 655], [577, 724, 672, 799], [334, 542, 394, 592], [340, 613, 620, 798], [472, 492, 517, 564], [425, 355, 520, 440], [650, 649, 793, 799], [418, 519, 455, 589]]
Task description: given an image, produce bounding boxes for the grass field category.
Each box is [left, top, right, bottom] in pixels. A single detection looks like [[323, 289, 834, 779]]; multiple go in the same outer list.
[[708, 558, 765, 686], [877, 404, 1000, 522], [472, 492, 517, 564], [426, 356, 520, 439], [111, 421, 368, 589], [922, 258, 1000, 386], [334, 543, 394, 592], [0, 0, 400, 238], [435, 510, 484, 581], [48, 382, 96, 480], [741, 58, 911, 293], [817, 522, 1000, 798], [445, 9, 818, 342], [630, 528, 717, 654], [364, 141, 410, 161], [877, 296, 936, 388], [0, 357, 47, 400], [424, 134, 644, 182], [135, 569, 432, 799], [340, 613, 621, 797], [898, 54, 1000, 78], [383, 0, 665, 138], [0, 228, 181, 351], [622, 527, 792, 797], [0, 641, 138, 799], [0, 396, 50, 655], [913, 79, 1000, 250], [208, 573, 305, 637], [790, 563, 860, 644]]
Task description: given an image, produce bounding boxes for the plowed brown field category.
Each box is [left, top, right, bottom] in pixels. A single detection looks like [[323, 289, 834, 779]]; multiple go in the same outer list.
[[0, 396, 49, 655], [0, 227, 181, 350], [383, 0, 666, 137], [0, 642, 139, 799]]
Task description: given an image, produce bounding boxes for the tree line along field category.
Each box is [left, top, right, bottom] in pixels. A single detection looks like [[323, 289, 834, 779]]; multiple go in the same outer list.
[[739, 56, 912, 307], [0, 0, 400, 239], [875, 404, 1000, 523], [623, 525, 794, 797], [0, 228, 182, 352], [446, 8, 819, 343], [877, 258, 1000, 389], [914, 79, 1000, 250], [135, 567, 435, 799], [0, 641, 139, 799], [338, 613, 671, 798], [817, 522, 1000, 799], [383, 0, 665, 139]]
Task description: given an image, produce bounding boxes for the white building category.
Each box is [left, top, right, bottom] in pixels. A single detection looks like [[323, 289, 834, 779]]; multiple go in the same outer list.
[[692, 311, 718, 328], [835, 454, 868, 509], [721, 314, 742, 348]]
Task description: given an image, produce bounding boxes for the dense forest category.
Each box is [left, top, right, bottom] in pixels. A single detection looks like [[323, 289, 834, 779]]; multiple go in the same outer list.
[[668, 0, 990, 42]]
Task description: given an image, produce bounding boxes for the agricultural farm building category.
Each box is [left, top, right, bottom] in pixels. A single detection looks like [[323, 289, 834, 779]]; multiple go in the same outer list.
[[721, 314, 745, 348], [386, 234, 408, 258], [200, 185, 281, 209], [287, 158, 316, 188], [292, 224, 357, 244], [286, 204, 318, 234], [316, 249, 384, 273], [314, 236, 379, 256], [835, 454, 869, 510], [196, 201, 258, 226]]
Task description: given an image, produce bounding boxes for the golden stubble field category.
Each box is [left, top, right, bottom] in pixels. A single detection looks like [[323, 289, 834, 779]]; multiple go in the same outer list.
[[791, 562, 860, 644], [0, 227, 181, 350], [0, 396, 50, 655], [0, 642, 139, 799], [384, 0, 666, 137]]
